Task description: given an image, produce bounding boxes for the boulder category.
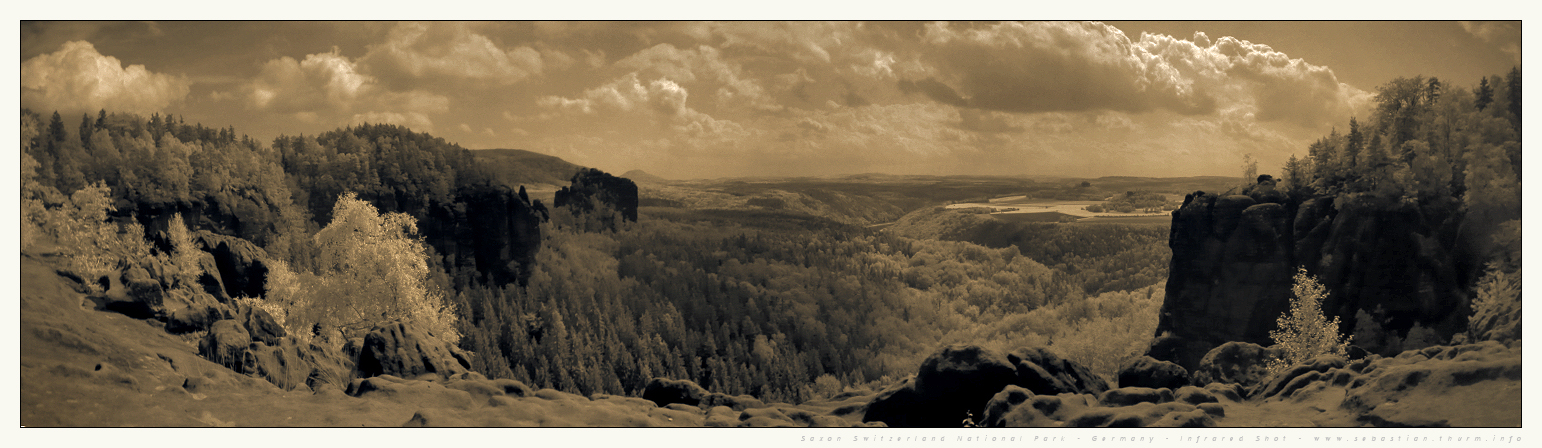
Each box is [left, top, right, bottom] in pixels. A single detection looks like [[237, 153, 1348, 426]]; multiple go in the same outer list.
[[1173, 386, 1218, 405], [1191, 341, 1281, 388], [198, 320, 250, 368], [642, 377, 710, 408], [1254, 354, 1346, 400], [863, 344, 1017, 427], [241, 340, 310, 391], [703, 405, 740, 427], [356, 323, 473, 380], [1099, 387, 1172, 407], [1007, 346, 1109, 396], [232, 302, 286, 346], [976, 386, 1090, 427], [162, 289, 229, 334], [104, 266, 164, 319], [1117, 356, 1190, 390], [191, 251, 230, 302], [196, 232, 269, 299], [913, 344, 1019, 414], [979, 385, 1035, 427]]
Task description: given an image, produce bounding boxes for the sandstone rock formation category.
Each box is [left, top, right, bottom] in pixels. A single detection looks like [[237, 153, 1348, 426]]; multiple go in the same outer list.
[[1117, 356, 1190, 390], [356, 323, 474, 380], [864, 345, 1109, 427], [196, 231, 269, 299], [554, 168, 640, 223], [1154, 191, 1475, 370], [1190, 341, 1281, 388]]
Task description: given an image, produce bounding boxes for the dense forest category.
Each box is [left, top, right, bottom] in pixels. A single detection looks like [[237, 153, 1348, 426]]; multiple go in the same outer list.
[[16, 67, 1521, 407], [1282, 69, 1521, 262], [19, 108, 1164, 404], [887, 207, 1171, 296]]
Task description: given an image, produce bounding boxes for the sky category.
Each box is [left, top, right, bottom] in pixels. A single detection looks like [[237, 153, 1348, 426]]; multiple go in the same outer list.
[[16, 20, 1524, 180]]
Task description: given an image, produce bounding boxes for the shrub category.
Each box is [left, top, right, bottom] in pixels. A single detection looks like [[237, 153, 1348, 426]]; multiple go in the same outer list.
[[165, 213, 202, 287], [813, 374, 843, 399], [1050, 288, 1162, 380], [1267, 269, 1351, 375], [1468, 264, 1521, 343], [22, 175, 151, 291]]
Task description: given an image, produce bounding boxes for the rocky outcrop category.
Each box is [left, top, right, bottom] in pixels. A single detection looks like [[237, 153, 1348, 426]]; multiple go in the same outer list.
[[195, 315, 352, 392], [979, 384, 1213, 428], [1253, 354, 1346, 400], [420, 184, 544, 286], [199, 320, 251, 368], [864, 345, 1108, 427], [1191, 342, 1280, 388], [1117, 356, 1190, 390], [195, 231, 270, 300], [1007, 347, 1110, 396], [642, 377, 709, 408], [1154, 191, 1474, 369], [554, 168, 640, 223], [1339, 341, 1521, 427], [161, 288, 227, 334], [356, 323, 473, 380], [232, 302, 286, 346]]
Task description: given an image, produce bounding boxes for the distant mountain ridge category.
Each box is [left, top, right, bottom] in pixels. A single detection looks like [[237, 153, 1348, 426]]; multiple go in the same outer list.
[[621, 169, 667, 183], [472, 148, 585, 189]]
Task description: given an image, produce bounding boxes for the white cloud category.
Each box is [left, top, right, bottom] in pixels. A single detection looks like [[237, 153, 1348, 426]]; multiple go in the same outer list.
[[238, 48, 450, 133], [20, 40, 190, 113], [614, 44, 779, 112], [360, 22, 545, 84], [903, 21, 1366, 128], [245, 49, 369, 112]]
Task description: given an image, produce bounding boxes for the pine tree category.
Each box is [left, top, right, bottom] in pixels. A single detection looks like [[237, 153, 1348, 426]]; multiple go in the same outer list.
[[1476, 77, 1494, 111], [1505, 67, 1521, 127], [79, 113, 94, 152]]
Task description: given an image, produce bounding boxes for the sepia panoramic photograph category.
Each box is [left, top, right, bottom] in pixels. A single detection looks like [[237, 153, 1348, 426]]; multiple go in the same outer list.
[[13, 10, 1526, 437]]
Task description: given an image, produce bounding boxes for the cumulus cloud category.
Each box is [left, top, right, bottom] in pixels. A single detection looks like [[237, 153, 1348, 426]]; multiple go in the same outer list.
[[20, 40, 190, 113], [245, 49, 369, 112], [1137, 32, 1365, 128], [902, 22, 1364, 129], [360, 22, 545, 84], [240, 48, 448, 132], [614, 44, 779, 112], [910, 22, 1209, 115], [538, 73, 693, 118]]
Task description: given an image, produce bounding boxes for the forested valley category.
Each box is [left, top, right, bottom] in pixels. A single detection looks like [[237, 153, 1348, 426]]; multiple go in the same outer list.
[[17, 67, 1522, 415], [20, 107, 1165, 406]]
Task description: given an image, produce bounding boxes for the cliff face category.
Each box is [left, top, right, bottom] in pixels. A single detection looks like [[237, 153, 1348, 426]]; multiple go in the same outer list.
[[422, 184, 545, 285], [1150, 191, 1473, 370]]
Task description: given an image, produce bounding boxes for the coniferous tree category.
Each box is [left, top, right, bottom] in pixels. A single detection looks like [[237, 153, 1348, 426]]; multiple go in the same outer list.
[[79, 113, 94, 152], [1476, 77, 1494, 111], [1505, 67, 1521, 129]]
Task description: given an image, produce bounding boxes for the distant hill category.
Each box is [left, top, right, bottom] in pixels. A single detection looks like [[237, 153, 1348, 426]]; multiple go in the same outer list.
[[621, 169, 667, 183], [471, 149, 585, 190]]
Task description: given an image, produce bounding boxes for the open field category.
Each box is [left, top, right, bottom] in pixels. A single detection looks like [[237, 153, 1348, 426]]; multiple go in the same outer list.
[[945, 196, 1173, 223]]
